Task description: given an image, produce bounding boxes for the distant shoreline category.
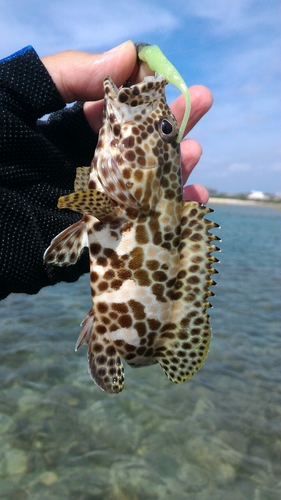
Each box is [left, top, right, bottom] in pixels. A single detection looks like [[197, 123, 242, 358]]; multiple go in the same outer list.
[[208, 197, 281, 209]]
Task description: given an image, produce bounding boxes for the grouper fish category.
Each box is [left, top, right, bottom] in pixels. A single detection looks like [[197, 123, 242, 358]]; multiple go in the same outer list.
[[44, 47, 219, 393]]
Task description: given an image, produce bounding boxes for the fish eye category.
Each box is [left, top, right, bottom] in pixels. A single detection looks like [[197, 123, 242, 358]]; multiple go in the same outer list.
[[158, 117, 178, 142]]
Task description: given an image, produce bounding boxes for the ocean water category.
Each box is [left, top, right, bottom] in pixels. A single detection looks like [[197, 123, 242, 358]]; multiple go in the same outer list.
[[0, 204, 280, 500]]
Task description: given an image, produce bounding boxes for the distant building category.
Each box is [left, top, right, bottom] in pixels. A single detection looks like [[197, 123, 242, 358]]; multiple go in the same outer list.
[[247, 190, 270, 201]]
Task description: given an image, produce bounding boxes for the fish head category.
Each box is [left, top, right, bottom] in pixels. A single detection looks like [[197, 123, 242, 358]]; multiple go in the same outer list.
[[92, 75, 182, 215]]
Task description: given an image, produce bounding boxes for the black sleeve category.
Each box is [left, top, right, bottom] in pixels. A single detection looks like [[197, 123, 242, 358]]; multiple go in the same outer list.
[[0, 46, 98, 300]]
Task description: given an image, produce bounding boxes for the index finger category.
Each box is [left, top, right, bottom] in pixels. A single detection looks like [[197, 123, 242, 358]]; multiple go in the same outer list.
[[41, 41, 138, 103], [170, 85, 213, 137]]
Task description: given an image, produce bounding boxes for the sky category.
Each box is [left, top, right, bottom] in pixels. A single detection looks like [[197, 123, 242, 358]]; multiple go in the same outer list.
[[1, 0, 280, 195]]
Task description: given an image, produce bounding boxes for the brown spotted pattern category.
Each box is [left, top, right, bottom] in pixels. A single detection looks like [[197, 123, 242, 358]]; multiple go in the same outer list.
[[58, 189, 115, 218], [74, 166, 91, 192], [44, 75, 219, 394]]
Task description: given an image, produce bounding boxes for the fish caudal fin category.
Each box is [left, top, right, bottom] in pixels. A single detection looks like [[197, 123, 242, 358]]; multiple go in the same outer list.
[[44, 219, 88, 266], [58, 189, 115, 218], [76, 311, 125, 394], [155, 202, 220, 384], [88, 338, 125, 394]]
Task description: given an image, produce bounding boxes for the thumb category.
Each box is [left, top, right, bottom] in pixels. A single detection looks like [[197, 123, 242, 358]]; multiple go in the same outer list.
[[41, 40, 137, 103]]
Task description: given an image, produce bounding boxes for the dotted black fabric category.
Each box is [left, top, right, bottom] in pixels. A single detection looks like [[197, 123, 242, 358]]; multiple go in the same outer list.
[[0, 46, 98, 300]]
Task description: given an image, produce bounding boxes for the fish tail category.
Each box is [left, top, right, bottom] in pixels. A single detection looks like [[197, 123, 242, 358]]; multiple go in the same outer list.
[[76, 311, 125, 394]]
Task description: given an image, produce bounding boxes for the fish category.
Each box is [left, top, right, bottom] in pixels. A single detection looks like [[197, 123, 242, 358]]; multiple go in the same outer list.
[[44, 74, 220, 394]]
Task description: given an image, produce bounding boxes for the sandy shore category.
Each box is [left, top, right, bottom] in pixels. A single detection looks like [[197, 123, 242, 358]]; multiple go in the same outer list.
[[209, 197, 281, 209]]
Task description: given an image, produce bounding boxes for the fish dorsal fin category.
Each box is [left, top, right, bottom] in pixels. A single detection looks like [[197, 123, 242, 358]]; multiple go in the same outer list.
[[43, 219, 88, 267], [58, 189, 115, 218], [77, 311, 125, 393], [74, 166, 91, 192], [155, 201, 220, 384]]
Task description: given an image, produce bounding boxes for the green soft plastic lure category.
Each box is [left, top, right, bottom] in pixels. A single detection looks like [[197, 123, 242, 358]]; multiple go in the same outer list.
[[138, 44, 191, 143]]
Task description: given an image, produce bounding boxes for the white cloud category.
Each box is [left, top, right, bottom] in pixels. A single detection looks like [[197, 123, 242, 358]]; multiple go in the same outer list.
[[228, 163, 251, 173], [183, 0, 251, 32], [180, 0, 279, 35], [197, 161, 252, 180], [0, 0, 179, 57], [269, 163, 281, 172], [0, 0, 279, 195], [51, 0, 179, 49]]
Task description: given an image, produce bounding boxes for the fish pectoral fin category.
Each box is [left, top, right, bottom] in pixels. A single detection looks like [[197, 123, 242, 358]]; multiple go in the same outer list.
[[74, 166, 91, 192], [44, 219, 88, 267], [58, 189, 115, 218]]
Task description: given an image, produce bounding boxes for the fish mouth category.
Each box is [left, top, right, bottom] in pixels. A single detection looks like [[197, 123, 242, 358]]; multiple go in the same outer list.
[[97, 151, 140, 212], [122, 42, 153, 88], [104, 74, 168, 118], [97, 74, 168, 212]]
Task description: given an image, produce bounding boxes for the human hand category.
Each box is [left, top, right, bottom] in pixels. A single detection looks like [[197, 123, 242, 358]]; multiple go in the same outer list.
[[0, 42, 212, 299], [171, 86, 213, 204], [42, 41, 213, 204]]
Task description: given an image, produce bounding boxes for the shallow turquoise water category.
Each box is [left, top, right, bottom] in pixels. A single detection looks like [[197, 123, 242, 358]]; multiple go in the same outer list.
[[0, 204, 280, 500]]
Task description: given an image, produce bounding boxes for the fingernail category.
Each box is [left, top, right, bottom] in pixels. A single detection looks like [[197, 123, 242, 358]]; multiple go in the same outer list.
[[107, 40, 131, 53]]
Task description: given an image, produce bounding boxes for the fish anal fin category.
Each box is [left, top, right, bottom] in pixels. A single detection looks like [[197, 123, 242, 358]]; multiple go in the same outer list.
[[58, 189, 115, 218], [44, 219, 88, 267], [75, 310, 94, 350], [87, 333, 125, 394]]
